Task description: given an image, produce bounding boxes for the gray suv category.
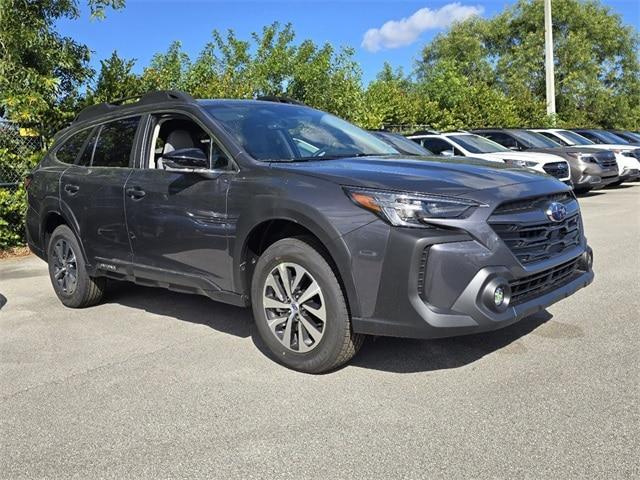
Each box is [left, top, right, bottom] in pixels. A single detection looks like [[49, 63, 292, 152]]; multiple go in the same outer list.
[[25, 91, 594, 372], [472, 128, 619, 193]]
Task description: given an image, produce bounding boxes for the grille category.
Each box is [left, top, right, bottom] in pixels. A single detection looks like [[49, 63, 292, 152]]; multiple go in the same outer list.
[[625, 149, 640, 160], [492, 192, 573, 215], [509, 257, 581, 305], [594, 151, 617, 168], [491, 212, 581, 264], [542, 161, 569, 179]]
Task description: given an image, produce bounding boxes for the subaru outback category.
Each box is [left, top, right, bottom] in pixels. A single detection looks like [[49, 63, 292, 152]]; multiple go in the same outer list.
[[25, 91, 594, 373]]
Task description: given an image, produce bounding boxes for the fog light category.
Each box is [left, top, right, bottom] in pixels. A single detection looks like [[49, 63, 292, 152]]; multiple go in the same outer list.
[[494, 286, 505, 307], [482, 278, 511, 312]]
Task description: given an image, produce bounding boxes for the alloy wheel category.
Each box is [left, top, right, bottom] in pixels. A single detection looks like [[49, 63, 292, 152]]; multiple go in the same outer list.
[[52, 239, 78, 294], [262, 262, 326, 353]]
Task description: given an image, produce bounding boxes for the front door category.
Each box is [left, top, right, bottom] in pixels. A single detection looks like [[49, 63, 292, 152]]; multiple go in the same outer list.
[[124, 112, 235, 293]]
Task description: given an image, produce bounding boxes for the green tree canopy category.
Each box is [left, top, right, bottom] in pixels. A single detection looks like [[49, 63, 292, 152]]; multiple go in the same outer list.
[[0, 0, 125, 137], [418, 0, 640, 129]]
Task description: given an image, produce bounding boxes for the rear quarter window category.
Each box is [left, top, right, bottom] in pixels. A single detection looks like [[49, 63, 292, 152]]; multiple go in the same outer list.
[[54, 128, 92, 164]]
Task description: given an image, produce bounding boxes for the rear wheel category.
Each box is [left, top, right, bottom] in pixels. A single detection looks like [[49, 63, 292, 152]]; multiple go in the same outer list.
[[251, 237, 363, 373], [47, 225, 105, 308]]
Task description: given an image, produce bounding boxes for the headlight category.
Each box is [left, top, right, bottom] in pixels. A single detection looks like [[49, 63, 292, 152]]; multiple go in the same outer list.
[[567, 152, 598, 163], [504, 159, 538, 168], [344, 187, 480, 227]]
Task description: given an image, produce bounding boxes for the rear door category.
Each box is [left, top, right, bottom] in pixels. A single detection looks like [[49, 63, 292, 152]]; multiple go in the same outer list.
[[60, 116, 142, 271]]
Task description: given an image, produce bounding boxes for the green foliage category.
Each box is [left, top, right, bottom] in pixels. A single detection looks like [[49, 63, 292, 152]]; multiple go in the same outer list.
[[87, 51, 142, 103], [0, 187, 27, 249], [417, 0, 640, 129], [0, 0, 125, 138], [0, 149, 41, 249]]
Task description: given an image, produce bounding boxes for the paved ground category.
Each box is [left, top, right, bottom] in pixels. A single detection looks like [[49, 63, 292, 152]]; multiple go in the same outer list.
[[1, 185, 639, 479]]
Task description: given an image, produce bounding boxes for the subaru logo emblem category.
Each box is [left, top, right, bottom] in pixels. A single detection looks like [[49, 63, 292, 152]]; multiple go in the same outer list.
[[545, 202, 567, 222]]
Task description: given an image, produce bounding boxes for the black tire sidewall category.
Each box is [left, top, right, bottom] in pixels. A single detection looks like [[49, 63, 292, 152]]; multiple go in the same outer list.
[[251, 238, 351, 372], [47, 225, 92, 308]]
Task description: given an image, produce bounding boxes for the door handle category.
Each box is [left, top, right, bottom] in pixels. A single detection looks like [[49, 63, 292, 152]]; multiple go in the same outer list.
[[126, 186, 146, 200], [64, 184, 79, 195]]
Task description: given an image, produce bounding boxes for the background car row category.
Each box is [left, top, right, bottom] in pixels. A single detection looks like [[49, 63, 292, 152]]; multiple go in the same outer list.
[[392, 128, 640, 194]]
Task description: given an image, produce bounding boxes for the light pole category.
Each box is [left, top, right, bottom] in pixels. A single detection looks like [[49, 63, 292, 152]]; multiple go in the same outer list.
[[544, 0, 556, 117]]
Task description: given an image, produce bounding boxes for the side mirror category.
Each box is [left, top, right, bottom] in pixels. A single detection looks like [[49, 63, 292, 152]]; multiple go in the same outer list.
[[441, 149, 455, 157], [162, 148, 209, 170]]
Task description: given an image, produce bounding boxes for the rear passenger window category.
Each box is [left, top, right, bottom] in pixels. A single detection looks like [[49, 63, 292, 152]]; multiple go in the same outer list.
[[92, 117, 140, 168], [55, 129, 92, 164], [421, 138, 456, 155]]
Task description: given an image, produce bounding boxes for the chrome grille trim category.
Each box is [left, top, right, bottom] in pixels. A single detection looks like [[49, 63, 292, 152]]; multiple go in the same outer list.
[[492, 192, 573, 215], [542, 161, 570, 179], [490, 210, 582, 265]]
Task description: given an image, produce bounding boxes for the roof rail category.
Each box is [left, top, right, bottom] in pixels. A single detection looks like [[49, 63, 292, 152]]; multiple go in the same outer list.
[[256, 95, 305, 106], [410, 129, 440, 136], [74, 90, 195, 123]]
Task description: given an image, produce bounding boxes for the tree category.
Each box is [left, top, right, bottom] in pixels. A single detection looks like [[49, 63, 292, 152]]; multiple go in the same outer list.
[[417, 0, 640, 129], [0, 0, 125, 138], [87, 51, 142, 103]]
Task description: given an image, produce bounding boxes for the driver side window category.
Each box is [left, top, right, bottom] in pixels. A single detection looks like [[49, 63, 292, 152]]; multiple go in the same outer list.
[[147, 114, 231, 171]]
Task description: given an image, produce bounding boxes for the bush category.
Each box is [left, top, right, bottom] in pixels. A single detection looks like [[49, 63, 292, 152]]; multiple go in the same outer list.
[[0, 186, 28, 249], [0, 148, 41, 250]]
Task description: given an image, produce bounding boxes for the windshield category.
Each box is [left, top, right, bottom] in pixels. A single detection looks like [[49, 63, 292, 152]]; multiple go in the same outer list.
[[558, 130, 594, 145], [511, 130, 562, 148], [447, 134, 509, 153], [371, 131, 433, 156], [203, 101, 397, 161], [593, 130, 629, 144]]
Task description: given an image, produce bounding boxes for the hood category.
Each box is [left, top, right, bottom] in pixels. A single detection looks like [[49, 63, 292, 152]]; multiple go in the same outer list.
[[270, 155, 551, 196], [573, 144, 640, 151], [528, 146, 606, 155], [478, 151, 566, 164]]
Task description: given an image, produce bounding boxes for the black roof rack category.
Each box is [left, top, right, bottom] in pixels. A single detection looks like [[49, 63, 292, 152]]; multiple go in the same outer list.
[[74, 90, 195, 123], [409, 129, 440, 136], [256, 95, 305, 106]]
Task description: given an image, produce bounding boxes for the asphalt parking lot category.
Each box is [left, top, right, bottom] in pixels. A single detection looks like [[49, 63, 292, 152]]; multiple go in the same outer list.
[[1, 185, 639, 479]]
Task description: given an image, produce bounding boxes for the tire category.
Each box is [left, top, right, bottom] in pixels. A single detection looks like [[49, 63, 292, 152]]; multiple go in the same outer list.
[[47, 225, 105, 308], [251, 237, 364, 373]]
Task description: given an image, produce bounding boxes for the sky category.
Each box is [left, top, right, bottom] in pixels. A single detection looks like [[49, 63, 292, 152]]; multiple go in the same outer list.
[[57, 0, 640, 85]]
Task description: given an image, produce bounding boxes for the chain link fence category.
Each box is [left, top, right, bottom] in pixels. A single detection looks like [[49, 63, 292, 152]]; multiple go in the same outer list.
[[0, 120, 44, 190]]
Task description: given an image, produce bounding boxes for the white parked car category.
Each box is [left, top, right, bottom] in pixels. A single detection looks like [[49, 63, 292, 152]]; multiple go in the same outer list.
[[532, 128, 640, 184], [407, 132, 572, 185]]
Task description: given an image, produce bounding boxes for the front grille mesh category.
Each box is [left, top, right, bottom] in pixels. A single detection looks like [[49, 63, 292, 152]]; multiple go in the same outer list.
[[491, 212, 581, 264], [542, 162, 569, 179], [510, 257, 581, 305], [594, 151, 617, 168]]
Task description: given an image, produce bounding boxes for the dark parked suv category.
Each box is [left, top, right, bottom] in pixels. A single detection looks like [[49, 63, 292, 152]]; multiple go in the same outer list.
[[25, 91, 594, 372]]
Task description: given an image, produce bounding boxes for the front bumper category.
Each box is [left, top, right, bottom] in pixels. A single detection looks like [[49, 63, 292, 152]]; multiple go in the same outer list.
[[350, 231, 593, 339], [619, 168, 640, 182], [571, 162, 618, 189], [342, 183, 594, 339]]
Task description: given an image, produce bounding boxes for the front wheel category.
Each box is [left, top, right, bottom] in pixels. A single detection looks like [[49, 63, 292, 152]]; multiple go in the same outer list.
[[251, 237, 363, 373]]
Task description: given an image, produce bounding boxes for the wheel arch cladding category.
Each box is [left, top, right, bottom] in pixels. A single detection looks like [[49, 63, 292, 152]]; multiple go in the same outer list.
[[237, 217, 361, 318]]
